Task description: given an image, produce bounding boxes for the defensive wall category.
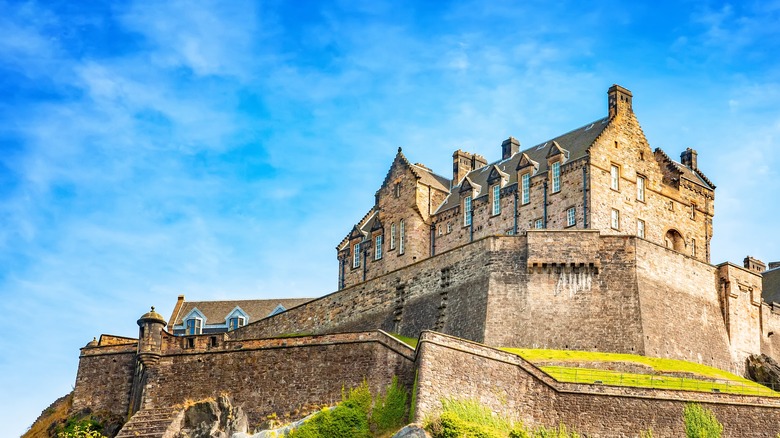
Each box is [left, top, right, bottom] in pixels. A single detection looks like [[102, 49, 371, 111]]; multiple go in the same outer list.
[[74, 330, 416, 426], [414, 331, 780, 438], [73, 329, 780, 437], [234, 231, 778, 374]]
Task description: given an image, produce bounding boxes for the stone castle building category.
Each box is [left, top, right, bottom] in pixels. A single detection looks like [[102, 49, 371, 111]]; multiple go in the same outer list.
[[338, 85, 714, 289], [69, 85, 780, 437]]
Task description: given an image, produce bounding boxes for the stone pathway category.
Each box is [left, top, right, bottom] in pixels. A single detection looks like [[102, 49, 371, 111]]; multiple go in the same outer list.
[[115, 407, 183, 438]]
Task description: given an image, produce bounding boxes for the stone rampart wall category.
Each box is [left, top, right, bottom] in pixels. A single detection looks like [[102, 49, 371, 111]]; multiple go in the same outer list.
[[233, 237, 498, 343], [635, 240, 735, 372], [71, 343, 137, 419], [483, 232, 646, 355], [143, 331, 416, 427], [414, 331, 780, 438]]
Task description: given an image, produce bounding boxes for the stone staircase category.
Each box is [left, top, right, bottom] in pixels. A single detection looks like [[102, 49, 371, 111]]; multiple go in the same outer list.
[[115, 407, 183, 438]]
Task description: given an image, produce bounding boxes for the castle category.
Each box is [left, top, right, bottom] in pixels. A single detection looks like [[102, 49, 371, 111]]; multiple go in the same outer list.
[[70, 85, 780, 437]]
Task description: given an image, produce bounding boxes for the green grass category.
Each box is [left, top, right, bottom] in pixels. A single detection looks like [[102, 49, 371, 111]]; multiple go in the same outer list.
[[389, 333, 418, 349], [502, 348, 779, 397]]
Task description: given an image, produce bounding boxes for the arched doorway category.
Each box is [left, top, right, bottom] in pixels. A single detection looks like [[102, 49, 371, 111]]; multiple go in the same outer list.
[[664, 229, 685, 252]]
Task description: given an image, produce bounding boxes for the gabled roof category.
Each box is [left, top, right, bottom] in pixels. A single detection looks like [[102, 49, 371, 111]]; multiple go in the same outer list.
[[436, 117, 610, 213], [170, 298, 314, 327], [654, 148, 715, 190]]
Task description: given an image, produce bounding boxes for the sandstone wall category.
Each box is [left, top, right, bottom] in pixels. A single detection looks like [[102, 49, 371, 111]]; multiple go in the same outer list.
[[415, 331, 780, 438], [234, 237, 495, 343], [761, 304, 780, 360], [72, 342, 137, 419], [482, 232, 645, 354], [143, 331, 415, 427], [635, 240, 735, 372]]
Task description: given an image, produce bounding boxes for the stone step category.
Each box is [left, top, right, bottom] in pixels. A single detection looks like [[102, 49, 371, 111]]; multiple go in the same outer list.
[[115, 408, 182, 438]]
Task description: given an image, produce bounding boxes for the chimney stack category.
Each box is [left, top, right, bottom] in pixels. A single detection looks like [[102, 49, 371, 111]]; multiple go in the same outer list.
[[501, 137, 520, 160], [744, 256, 766, 273], [452, 150, 488, 185], [608, 84, 633, 118], [681, 148, 698, 170]]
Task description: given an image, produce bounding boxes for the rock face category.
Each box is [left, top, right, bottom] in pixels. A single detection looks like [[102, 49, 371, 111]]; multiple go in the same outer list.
[[746, 354, 780, 391], [391, 424, 431, 438], [174, 395, 248, 438]]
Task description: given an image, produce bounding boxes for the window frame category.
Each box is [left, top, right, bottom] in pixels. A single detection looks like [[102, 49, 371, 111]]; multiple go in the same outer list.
[[521, 173, 530, 205], [186, 317, 202, 335], [611, 209, 620, 230], [390, 223, 396, 249], [610, 164, 620, 191], [463, 195, 472, 226], [491, 185, 501, 215], [566, 207, 576, 227], [375, 234, 382, 260], [551, 162, 561, 193], [228, 316, 245, 331], [636, 175, 646, 202], [691, 238, 697, 257], [399, 219, 405, 255], [353, 242, 361, 268], [637, 219, 645, 239], [534, 218, 544, 229]]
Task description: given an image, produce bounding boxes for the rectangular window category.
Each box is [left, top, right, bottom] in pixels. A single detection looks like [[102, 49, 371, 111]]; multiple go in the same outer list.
[[492, 185, 501, 215], [535, 218, 544, 229], [566, 207, 576, 227], [551, 162, 561, 193], [692, 239, 697, 257], [228, 317, 245, 331], [446, 222, 452, 233], [375, 235, 382, 260], [463, 196, 472, 226], [521, 173, 530, 205], [690, 203, 696, 219], [390, 223, 396, 249], [353, 243, 360, 268], [611, 164, 620, 191], [637, 175, 645, 202], [611, 209, 620, 230], [438, 225, 442, 236], [186, 318, 202, 335], [637, 219, 645, 238], [399, 220, 405, 255]]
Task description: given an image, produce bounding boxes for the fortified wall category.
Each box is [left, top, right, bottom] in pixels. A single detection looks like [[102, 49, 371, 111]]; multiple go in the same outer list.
[[236, 231, 777, 374]]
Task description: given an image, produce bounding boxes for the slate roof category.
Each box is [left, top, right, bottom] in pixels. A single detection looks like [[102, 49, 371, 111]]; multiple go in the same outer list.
[[411, 163, 451, 192], [655, 148, 716, 190], [436, 117, 611, 213], [170, 298, 314, 326]]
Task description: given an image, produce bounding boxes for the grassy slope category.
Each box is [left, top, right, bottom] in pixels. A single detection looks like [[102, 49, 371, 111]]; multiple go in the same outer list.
[[388, 333, 418, 349], [22, 392, 72, 438], [502, 348, 778, 397]]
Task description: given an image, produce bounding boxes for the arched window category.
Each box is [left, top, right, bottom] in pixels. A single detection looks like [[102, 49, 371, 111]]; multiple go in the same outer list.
[[664, 229, 685, 252]]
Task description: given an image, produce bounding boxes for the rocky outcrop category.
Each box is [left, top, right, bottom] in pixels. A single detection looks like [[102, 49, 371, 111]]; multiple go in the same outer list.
[[173, 395, 248, 438], [746, 354, 780, 391], [391, 424, 431, 437]]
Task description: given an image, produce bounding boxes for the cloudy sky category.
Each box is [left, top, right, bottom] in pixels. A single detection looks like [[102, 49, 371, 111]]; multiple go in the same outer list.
[[2, 0, 779, 434]]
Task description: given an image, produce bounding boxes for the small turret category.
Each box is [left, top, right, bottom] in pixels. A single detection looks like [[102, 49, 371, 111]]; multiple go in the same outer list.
[[137, 306, 167, 365], [608, 84, 633, 118]]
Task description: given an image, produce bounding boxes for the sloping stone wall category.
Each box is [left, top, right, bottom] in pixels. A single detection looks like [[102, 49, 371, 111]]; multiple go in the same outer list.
[[72, 342, 138, 419], [414, 331, 780, 438]]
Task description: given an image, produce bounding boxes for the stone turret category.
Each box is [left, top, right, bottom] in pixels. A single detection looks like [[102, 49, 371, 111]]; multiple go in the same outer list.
[[137, 306, 166, 365]]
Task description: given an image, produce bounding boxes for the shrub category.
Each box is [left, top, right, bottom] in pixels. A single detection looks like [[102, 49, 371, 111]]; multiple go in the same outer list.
[[57, 422, 107, 438], [425, 399, 515, 438], [342, 380, 373, 416], [371, 376, 408, 434], [683, 403, 723, 438], [640, 430, 654, 438], [289, 405, 370, 438], [531, 424, 581, 438]]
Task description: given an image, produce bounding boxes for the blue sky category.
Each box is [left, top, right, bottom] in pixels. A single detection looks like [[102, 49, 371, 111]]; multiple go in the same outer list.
[[2, 0, 779, 434]]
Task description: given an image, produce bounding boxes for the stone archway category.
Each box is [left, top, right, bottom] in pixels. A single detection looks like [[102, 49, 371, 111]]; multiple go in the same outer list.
[[664, 229, 685, 252]]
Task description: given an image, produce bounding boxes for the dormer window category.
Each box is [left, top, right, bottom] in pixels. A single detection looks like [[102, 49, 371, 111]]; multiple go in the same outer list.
[[463, 196, 472, 226], [491, 185, 501, 215], [228, 316, 245, 331], [186, 317, 202, 335], [551, 162, 561, 193], [353, 242, 361, 268]]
